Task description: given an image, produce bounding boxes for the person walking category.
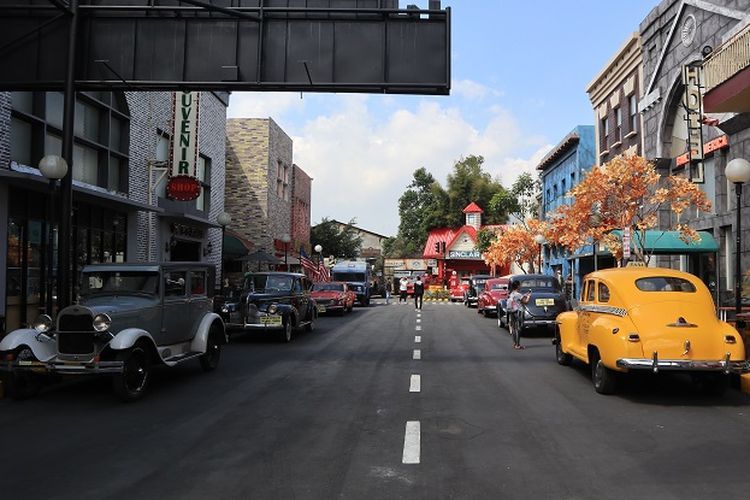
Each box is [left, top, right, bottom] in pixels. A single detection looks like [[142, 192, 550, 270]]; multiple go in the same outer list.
[[385, 280, 392, 304], [399, 277, 408, 303], [413, 276, 424, 310], [507, 280, 531, 350]]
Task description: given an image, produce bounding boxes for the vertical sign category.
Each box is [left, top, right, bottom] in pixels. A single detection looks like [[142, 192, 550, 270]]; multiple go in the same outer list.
[[682, 64, 704, 183], [622, 227, 631, 262], [167, 91, 202, 200]]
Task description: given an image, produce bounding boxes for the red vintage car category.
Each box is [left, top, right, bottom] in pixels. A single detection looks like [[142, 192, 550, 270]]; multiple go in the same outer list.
[[477, 277, 510, 317], [311, 281, 356, 315], [449, 277, 470, 302]]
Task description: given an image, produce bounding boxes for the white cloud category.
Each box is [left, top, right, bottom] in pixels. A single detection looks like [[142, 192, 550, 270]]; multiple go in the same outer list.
[[227, 92, 306, 120], [452, 79, 504, 100]]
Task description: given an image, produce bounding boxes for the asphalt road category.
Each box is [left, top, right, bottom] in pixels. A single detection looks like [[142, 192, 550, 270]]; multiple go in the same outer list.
[[2, 299, 750, 499]]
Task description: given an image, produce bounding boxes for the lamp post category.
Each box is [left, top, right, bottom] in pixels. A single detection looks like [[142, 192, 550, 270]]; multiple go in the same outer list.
[[217, 211, 231, 291], [314, 244, 323, 266], [726, 158, 750, 329], [281, 233, 291, 270], [534, 234, 545, 274], [39, 155, 69, 315]]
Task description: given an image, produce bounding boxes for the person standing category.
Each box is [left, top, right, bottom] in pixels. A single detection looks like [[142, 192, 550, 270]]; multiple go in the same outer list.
[[413, 276, 424, 310], [507, 280, 531, 350], [385, 279, 392, 304], [399, 277, 408, 303]]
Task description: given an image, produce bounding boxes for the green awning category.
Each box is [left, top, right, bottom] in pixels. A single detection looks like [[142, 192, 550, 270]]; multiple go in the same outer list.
[[223, 232, 252, 259], [610, 230, 718, 254]]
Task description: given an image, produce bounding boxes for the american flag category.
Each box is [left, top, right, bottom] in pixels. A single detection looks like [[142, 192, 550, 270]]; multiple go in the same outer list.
[[317, 261, 331, 282], [299, 247, 318, 279]]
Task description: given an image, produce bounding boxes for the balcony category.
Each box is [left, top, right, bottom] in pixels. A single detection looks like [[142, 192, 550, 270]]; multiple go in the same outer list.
[[703, 24, 750, 113]]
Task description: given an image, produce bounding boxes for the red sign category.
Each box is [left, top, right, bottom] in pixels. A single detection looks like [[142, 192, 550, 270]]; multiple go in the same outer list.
[[166, 175, 202, 201]]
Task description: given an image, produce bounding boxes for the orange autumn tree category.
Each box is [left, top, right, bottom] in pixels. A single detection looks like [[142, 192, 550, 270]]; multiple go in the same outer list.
[[484, 218, 548, 274], [547, 155, 711, 264]]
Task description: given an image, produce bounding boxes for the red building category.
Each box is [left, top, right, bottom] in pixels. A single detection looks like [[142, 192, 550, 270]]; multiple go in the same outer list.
[[422, 202, 509, 284]]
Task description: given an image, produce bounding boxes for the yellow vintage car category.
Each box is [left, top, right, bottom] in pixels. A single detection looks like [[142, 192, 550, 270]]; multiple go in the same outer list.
[[555, 266, 749, 394]]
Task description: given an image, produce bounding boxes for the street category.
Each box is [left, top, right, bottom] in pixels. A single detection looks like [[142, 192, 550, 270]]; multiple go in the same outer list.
[[2, 300, 750, 500]]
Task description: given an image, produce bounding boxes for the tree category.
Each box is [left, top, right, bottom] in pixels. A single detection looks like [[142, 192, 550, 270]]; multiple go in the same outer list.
[[488, 172, 540, 223], [395, 168, 445, 257], [484, 219, 547, 274], [311, 218, 363, 259], [475, 227, 499, 254], [445, 155, 509, 226], [546, 155, 711, 263]]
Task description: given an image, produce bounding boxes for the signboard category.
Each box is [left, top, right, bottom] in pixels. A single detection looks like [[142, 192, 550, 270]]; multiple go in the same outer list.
[[682, 64, 704, 183], [448, 250, 482, 260], [622, 227, 631, 261], [167, 91, 201, 201]]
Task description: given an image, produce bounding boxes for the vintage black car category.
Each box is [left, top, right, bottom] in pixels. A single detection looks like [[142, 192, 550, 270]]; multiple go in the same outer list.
[[464, 274, 493, 307], [222, 272, 317, 342], [497, 274, 568, 333]]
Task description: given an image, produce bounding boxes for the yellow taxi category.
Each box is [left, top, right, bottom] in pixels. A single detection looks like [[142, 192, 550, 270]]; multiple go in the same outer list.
[[555, 266, 749, 394]]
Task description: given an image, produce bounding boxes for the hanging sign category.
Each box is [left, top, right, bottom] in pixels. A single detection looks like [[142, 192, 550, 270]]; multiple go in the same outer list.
[[622, 227, 631, 261], [682, 64, 704, 183], [167, 91, 202, 201]]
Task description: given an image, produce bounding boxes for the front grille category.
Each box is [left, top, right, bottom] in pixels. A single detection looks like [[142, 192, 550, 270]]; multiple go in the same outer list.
[[59, 314, 94, 332], [58, 333, 95, 355]]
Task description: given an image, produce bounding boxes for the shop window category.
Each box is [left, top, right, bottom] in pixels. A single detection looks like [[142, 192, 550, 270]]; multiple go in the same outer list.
[[10, 117, 32, 166], [73, 143, 99, 185]]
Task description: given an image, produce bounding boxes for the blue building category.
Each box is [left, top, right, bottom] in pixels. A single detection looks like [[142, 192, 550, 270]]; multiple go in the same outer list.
[[537, 125, 608, 299]]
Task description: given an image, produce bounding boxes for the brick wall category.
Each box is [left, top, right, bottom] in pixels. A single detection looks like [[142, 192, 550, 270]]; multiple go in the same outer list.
[[291, 164, 312, 253]]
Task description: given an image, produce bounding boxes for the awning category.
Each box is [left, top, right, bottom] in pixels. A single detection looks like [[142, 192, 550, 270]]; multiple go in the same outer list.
[[223, 231, 253, 259], [610, 230, 719, 254]]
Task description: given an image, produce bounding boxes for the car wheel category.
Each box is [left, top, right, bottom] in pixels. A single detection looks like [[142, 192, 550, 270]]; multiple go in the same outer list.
[[112, 345, 151, 402], [591, 354, 616, 395], [7, 370, 43, 401], [279, 318, 293, 343], [199, 324, 223, 372], [555, 329, 572, 366]]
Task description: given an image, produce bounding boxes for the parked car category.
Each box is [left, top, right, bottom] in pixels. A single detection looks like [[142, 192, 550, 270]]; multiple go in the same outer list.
[[449, 277, 470, 302], [555, 267, 749, 395], [477, 276, 510, 316], [464, 274, 493, 307], [311, 281, 356, 315], [221, 272, 317, 342], [0, 263, 227, 402], [331, 261, 371, 306], [497, 274, 568, 333]]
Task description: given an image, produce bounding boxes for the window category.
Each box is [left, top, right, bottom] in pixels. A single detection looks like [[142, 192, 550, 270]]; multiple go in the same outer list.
[[614, 107, 622, 142], [154, 132, 170, 198], [190, 271, 206, 296], [164, 271, 187, 297], [600, 116, 609, 149], [585, 280, 596, 302], [629, 95, 638, 132], [561, 178, 567, 197], [597, 282, 610, 303], [634, 277, 696, 292]]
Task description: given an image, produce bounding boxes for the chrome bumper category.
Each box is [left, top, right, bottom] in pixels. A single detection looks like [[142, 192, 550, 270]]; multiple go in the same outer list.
[[0, 360, 124, 375], [617, 353, 750, 374]]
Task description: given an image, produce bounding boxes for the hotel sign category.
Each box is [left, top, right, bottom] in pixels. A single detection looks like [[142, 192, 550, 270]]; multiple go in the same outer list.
[[682, 64, 704, 183], [167, 91, 202, 200], [448, 250, 482, 260]]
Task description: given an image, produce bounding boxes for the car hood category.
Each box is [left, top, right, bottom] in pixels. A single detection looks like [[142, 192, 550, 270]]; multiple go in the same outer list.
[[628, 299, 735, 359], [79, 295, 158, 315], [311, 291, 343, 299]]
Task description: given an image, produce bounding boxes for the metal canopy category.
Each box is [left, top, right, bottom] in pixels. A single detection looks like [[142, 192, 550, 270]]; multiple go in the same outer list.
[[0, 0, 451, 94]]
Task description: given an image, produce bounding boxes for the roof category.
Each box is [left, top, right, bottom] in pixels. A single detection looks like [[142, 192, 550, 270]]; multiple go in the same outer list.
[[322, 219, 390, 239], [462, 202, 484, 214], [586, 266, 707, 292], [536, 131, 580, 171], [610, 230, 719, 254], [423, 227, 457, 258], [446, 225, 478, 250]]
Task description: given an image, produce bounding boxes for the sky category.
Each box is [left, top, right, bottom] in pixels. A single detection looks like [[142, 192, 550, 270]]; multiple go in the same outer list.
[[227, 0, 658, 237]]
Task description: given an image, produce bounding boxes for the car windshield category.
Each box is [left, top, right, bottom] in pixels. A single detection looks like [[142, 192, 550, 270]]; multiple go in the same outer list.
[[313, 283, 344, 292], [81, 271, 159, 296], [516, 278, 560, 291], [635, 277, 696, 292], [247, 274, 293, 292]]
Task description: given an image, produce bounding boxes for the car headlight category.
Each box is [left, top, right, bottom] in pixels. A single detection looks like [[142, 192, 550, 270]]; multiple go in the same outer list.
[[221, 304, 230, 313], [33, 314, 53, 334], [267, 304, 278, 315], [93, 313, 112, 332]]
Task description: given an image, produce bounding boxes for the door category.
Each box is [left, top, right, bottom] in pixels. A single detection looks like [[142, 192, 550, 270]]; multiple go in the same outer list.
[[161, 270, 192, 345], [578, 279, 596, 350], [188, 270, 210, 337]]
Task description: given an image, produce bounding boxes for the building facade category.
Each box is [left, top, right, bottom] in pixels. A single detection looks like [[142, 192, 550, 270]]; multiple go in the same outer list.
[[291, 164, 312, 255], [587, 32, 644, 165], [639, 0, 750, 306], [0, 91, 228, 335]]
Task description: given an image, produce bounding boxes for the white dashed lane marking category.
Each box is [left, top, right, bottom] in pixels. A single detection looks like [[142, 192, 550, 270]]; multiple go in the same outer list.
[[416, 318, 421, 323], [415, 335, 421, 343], [415, 325, 422, 331], [413, 349, 421, 360], [402, 421, 421, 464], [409, 374, 421, 393]]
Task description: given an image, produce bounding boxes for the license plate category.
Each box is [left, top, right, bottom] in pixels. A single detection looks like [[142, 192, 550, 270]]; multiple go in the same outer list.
[[260, 316, 282, 326], [317, 305, 326, 313], [536, 298, 555, 306]]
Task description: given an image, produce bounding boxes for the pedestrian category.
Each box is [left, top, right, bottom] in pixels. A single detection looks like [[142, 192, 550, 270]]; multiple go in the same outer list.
[[507, 280, 531, 350], [413, 275, 424, 310], [385, 280, 392, 304], [399, 277, 408, 303]]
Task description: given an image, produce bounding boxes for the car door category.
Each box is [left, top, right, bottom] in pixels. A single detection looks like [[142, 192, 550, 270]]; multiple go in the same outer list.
[[293, 277, 308, 323], [161, 269, 193, 345], [188, 269, 210, 338], [578, 279, 596, 350]]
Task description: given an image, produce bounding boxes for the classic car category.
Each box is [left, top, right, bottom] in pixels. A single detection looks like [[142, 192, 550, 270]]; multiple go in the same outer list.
[[0, 263, 227, 402], [464, 274, 493, 307], [311, 281, 356, 315], [221, 272, 317, 342], [449, 277, 470, 302], [497, 274, 568, 333], [555, 267, 749, 395], [477, 277, 510, 317]]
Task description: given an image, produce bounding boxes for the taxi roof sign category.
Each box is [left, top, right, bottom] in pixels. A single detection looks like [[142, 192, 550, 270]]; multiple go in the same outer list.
[[626, 261, 647, 267]]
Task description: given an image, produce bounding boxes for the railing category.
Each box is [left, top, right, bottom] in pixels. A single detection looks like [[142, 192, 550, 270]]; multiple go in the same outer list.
[[704, 24, 750, 92]]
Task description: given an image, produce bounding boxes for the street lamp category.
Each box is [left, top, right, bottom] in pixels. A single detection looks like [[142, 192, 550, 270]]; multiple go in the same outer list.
[[281, 233, 291, 270], [534, 234, 545, 274], [217, 211, 231, 291], [314, 244, 323, 266], [726, 158, 750, 328], [39, 155, 68, 314]]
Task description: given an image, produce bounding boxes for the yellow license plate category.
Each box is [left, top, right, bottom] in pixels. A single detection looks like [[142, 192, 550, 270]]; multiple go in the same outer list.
[[535, 298, 555, 306], [260, 316, 282, 326], [317, 305, 326, 313]]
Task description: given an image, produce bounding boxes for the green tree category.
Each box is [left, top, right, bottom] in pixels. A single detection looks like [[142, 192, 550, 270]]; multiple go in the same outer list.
[[488, 171, 540, 224], [475, 227, 498, 254], [311, 218, 363, 259], [445, 155, 509, 226], [395, 168, 445, 257]]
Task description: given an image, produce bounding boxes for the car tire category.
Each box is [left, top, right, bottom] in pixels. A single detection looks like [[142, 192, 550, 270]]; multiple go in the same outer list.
[[199, 324, 223, 372], [591, 353, 616, 395], [555, 329, 572, 366], [112, 345, 152, 402], [7, 371, 42, 401], [279, 318, 293, 343]]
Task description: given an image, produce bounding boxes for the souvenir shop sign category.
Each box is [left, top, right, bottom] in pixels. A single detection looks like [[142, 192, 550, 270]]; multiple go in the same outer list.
[[167, 91, 202, 201]]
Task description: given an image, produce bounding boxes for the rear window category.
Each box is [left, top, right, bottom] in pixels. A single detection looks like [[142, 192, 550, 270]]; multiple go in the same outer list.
[[635, 277, 696, 292], [491, 283, 508, 290]]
